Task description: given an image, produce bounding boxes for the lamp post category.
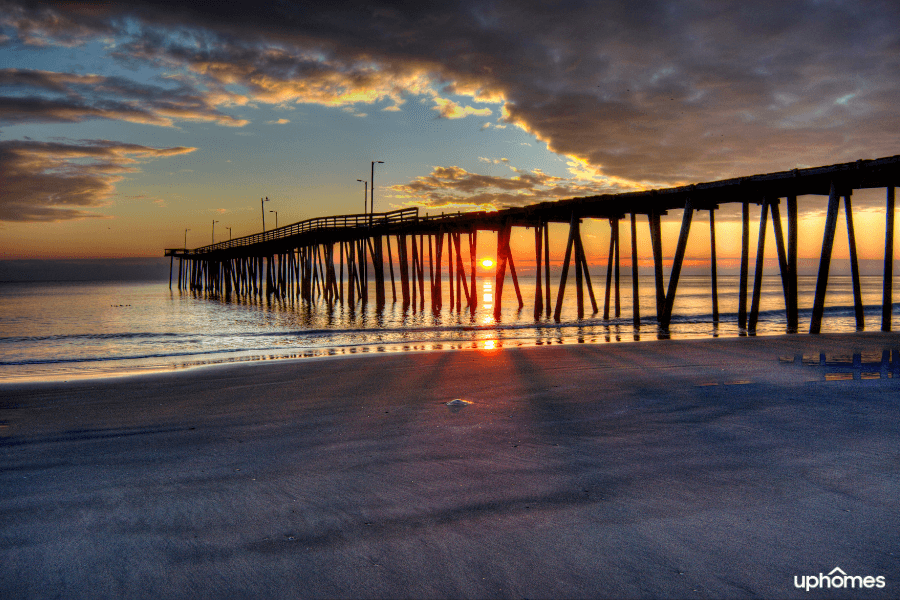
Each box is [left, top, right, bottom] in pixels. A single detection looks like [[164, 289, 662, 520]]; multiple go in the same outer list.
[[371, 161, 384, 219], [356, 179, 368, 214], [261, 197, 270, 231], [269, 210, 278, 229], [184, 228, 190, 249], [226, 227, 232, 241], [212, 220, 219, 245]]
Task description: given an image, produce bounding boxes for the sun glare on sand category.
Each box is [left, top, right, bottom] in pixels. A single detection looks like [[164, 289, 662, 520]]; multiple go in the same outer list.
[[481, 258, 494, 268]]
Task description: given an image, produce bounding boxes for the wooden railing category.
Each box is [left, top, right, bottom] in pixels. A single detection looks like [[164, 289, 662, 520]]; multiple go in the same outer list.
[[167, 207, 419, 256]]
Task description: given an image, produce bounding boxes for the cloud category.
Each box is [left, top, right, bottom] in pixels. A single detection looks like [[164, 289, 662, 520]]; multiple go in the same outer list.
[[0, 139, 196, 222], [265, 118, 290, 124], [1, 1, 898, 187], [391, 164, 632, 210], [0, 68, 249, 127], [431, 96, 491, 119]]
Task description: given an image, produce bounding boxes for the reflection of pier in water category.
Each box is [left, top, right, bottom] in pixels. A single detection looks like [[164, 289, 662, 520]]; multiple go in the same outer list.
[[166, 155, 900, 334], [781, 350, 900, 380]]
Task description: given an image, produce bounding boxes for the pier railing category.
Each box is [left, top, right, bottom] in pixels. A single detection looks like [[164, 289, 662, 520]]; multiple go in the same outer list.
[[167, 207, 419, 257]]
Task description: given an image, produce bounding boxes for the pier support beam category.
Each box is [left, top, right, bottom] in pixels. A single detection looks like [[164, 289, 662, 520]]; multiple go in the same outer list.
[[554, 213, 578, 322], [604, 221, 614, 320], [709, 210, 718, 324], [810, 182, 842, 334], [883, 187, 895, 331], [787, 196, 799, 332], [544, 224, 551, 318], [649, 211, 665, 322], [576, 222, 598, 315], [770, 199, 791, 329], [660, 199, 694, 330], [739, 200, 750, 330], [748, 199, 769, 332], [534, 224, 543, 319], [631, 213, 640, 328], [469, 232, 477, 314], [387, 236, 396, 303], [845, 194, 864, 329]]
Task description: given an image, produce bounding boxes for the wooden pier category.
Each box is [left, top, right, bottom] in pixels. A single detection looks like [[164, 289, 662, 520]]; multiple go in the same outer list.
[[166, 155, 900, 334]]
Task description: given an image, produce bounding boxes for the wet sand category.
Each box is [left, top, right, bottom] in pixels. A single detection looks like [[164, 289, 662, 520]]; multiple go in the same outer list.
[[2, 333, 899, 599]]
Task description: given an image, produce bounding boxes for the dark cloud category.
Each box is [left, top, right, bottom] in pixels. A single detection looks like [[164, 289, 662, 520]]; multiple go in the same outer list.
[[1, 0, 898, 187], [0, 139, 196, 221]]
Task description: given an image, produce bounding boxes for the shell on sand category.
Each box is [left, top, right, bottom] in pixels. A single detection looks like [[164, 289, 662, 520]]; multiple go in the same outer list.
[[445, 399, 472, 407]]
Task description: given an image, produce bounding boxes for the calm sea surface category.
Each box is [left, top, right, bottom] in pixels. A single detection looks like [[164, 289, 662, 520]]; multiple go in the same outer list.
[[1, 273, 898, 382]]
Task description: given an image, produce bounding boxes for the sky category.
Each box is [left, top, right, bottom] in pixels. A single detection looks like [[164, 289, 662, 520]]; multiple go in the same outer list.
[[1, 0, 899, 263]]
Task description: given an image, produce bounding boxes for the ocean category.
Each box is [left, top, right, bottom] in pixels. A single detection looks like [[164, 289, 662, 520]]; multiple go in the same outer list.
[[1, 272, 897, 383]]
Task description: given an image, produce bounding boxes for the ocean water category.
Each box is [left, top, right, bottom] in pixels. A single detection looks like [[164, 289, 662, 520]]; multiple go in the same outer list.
[[1, 272, 898, 382]]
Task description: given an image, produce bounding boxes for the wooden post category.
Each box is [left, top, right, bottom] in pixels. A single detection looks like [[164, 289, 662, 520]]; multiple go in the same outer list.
[[495, 225, 509, 320], [469, 231, 477, 313], [387, 235, 396, 303], [419, 235, 426, 310], [883, 187, 895, 331], [844, 193, 864, 329], [787, 196, 799, 332], [649, 211, 665, 322], [451, 232, 460, 312], [769, 199, 791, 330], [544, 223, 551, 318], [447, 232, 455, 310], [506, 235, 524, 309], [454, 233, 469, 309], [373, 236, 386, 306], [739, 200, 750, 330], [810, 181, 841, 334], [554, 213, 577, 321], [575, 222, 598, 314], [603, 222, 614, 320], [434, 231, 443, 310], [399, 234, 410, 306], [534, 223, 544, 319], [709, 210, 719, 324], [630, 213, 640, 327], [749, 199, 769, 332], [613, 217, 621, 318], [327, 244, 338, 302], [347, 244, 356, 305], [169, 256, 174, 289], [575, 219, 584, 319], [410, 235, 419, 309], [428, 234, 435, 309], [660, 199, 694, 329]]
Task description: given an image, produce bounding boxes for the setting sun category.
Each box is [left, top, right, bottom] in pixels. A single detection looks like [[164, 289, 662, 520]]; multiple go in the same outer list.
[[481, 258, 495, 268]]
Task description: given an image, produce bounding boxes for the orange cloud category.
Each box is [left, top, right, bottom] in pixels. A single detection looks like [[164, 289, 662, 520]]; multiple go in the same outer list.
[[391, 163, 633, 210]]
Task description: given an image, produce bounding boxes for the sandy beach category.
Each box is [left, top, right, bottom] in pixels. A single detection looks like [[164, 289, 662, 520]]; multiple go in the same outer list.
[[2, 333, 899, 599]]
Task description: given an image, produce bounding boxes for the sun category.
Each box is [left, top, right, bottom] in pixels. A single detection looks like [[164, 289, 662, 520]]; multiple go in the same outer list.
[[481, 258, 495, 268]]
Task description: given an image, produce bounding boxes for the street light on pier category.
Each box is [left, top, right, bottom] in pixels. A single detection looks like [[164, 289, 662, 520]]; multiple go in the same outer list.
[[356, 179, 368, 214], [261, 197, 270, 231], [269, 210, 278, 229], [226, 227, 232, 241], [184, 228, 190, 249], [212, 220, 219, 244]]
